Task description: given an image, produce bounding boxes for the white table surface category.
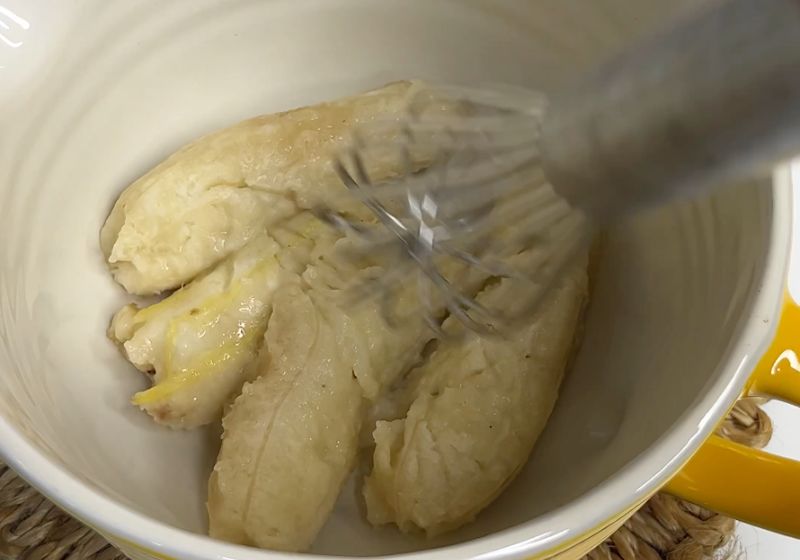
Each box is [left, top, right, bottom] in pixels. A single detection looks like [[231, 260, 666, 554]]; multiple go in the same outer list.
[[736, 401, 800, 559]]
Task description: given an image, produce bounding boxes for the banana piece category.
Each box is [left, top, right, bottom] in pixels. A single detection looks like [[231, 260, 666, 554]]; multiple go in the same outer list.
[[363, 253, 588, 536], [207, 262, 431, 551], [108, 234, 282, 429], [108, 208, 346, 429], [208, 281, 364, 551], [100, 80, 439, 295]]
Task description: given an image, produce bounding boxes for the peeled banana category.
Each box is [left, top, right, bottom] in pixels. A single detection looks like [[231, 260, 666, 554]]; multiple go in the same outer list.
[[207, 260, 431, 551], [363, 253, 588, 536], [101, 81, 590, 553], [100, 80, 440, 295], [108, 234, 282, 428]]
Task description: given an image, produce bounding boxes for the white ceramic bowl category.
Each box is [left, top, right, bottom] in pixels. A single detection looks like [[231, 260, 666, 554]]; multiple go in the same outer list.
[[1, 1, 799, 559]]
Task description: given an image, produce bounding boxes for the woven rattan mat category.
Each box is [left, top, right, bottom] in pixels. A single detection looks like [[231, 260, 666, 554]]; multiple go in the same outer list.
[[0, 398, 771, 560]]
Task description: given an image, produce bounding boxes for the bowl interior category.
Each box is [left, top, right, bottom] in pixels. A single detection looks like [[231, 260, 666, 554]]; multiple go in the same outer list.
[[0, 0, 776, 557]]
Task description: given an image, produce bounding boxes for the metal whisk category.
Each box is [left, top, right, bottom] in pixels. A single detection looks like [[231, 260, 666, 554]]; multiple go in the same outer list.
[[324, 0, 800, 333]]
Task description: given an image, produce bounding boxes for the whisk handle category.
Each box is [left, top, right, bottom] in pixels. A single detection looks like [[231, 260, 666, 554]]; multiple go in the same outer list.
[[540, 0, 800, 219]]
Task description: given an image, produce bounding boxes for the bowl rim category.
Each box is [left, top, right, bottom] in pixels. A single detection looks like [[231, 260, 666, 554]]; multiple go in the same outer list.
[[0, 168, 793, 560]]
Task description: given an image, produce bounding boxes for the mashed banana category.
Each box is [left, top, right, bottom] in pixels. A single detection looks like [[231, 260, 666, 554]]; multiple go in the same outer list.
[[102, 81, 589, 552]]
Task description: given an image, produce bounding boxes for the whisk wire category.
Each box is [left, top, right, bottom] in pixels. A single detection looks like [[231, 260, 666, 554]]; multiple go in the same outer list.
[[322, 83, 587, 334]]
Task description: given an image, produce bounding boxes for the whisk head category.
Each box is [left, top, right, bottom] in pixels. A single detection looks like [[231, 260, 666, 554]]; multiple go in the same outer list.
[[319, 84, 591, 335]]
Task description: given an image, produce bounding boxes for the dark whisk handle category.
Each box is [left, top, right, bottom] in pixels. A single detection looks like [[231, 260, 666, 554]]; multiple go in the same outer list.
[[540, 0, 800, 219]]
